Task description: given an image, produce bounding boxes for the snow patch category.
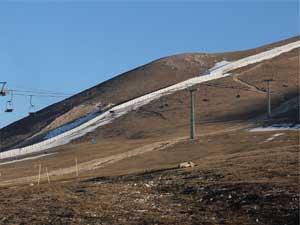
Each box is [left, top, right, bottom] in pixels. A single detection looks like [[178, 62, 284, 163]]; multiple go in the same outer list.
[[44, 111, 100, 139], [263, 133, 284, 143], [250, 124, 300, 132], [0, 153, 55, 166], [200, 60, 232, 75]]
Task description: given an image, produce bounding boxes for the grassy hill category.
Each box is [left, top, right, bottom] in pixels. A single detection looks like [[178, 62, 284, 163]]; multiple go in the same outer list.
[[1, 36, 299, 151], [0, 36, 299, 225]]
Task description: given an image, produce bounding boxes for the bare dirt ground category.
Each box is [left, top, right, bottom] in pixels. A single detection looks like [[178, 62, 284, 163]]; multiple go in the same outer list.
[[0, 121, 249, 186], [0, 125, 299, 225]]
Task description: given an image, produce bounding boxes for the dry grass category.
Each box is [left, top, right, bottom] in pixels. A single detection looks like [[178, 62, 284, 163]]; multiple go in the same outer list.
[[0, 37, 299, 224]]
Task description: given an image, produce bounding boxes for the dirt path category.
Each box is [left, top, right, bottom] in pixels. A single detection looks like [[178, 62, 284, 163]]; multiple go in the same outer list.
[[232, 74, 266, 94], [0, 138, 185, 186], [0, 124, 250, 186]]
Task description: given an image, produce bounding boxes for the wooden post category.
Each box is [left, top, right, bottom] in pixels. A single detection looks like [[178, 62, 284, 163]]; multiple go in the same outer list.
[[37, 164, 42, 185], [46, 167, 50, 184], [75, 157, 79, 177]]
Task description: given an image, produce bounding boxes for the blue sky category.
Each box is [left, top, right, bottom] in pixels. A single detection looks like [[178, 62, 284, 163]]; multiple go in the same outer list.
[[0, 1, 299, 128]]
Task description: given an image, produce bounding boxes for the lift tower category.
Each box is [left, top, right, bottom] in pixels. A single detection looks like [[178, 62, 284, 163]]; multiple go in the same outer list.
[[264, 79, 274, 118], [187, 87, 198, 140]]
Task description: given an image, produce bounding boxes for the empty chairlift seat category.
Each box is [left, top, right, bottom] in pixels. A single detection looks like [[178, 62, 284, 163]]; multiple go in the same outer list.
[[5, 101, 13, 112]]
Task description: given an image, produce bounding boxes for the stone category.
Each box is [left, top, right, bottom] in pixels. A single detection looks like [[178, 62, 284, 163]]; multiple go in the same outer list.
[[178, 161, 196, 168]]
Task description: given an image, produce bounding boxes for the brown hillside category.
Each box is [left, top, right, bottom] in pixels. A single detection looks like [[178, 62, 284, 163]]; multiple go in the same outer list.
[[0, 37, 299, 225], [0, 36, 299, 151]]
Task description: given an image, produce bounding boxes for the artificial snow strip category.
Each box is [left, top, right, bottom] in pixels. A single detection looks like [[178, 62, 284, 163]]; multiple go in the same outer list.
[[200, 60, 232, 75], [1, 40, 300, 160], [44, 111, 100, 140], [250, 124, 300, 132], [0, 153, 56, 166], [262, 133, 284, 143]]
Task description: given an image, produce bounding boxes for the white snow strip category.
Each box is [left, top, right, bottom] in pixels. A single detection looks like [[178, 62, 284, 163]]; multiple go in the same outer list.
[[201, 60, 232, 75], [250, 124, 300, 132], [263, 133, 284, 143], [0, 153, 55, 166], [44, 111, 100, 139], [1, 40, 300, 160]]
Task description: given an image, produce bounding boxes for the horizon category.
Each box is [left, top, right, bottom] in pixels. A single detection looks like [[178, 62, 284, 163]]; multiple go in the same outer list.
[[0, 1, 299, 128]]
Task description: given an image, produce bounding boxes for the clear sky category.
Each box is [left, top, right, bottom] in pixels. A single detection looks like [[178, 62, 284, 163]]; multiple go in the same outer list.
[[0, 0, 299, 128]]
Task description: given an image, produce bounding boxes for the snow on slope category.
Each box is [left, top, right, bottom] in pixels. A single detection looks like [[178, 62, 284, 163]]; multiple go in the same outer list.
[[0, 153, 56, 166], [262, 133, 284, 143], [44, 111, 100, 139], [250, 124, 300, 132], [200, 60, 232, 75], [1, 40, 300, 160]]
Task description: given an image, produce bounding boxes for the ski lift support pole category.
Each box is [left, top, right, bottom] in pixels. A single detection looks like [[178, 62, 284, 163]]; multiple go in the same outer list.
[[187, 87, 198, 140], [264, 79, 274, 118]]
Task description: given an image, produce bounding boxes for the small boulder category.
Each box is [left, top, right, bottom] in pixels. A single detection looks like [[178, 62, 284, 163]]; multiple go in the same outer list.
[[178, 161, 196, 168]]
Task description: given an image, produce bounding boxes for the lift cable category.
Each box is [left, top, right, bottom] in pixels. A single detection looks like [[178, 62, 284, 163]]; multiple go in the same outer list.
[[13, 93, 71, 98], [11, 89, 72, 96], [9, 84, 74, 96], [198, 83, 266, 93]]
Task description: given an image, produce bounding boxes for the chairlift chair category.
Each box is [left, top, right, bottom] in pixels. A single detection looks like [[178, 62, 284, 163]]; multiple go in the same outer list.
[[28, 95, 36, 116], [4, 90, 14, 112], [29, 109, 36, 116], [5, 101, 13, 112], [0, 91, 6, 96], [236, 89, 241, 98], [0, 82, 7, 96], [202, 87, 209, 102]]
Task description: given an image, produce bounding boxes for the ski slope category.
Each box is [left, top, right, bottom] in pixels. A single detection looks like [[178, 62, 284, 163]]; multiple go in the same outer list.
[[44, 110, 100, 140], [1, 40, 300, 160], [200, 60, 232, 75]]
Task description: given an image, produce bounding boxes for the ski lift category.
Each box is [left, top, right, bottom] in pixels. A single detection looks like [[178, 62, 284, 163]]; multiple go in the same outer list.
[[202, 87, 209, 102], [236, 89, 241, 98], [5, 101, 13, 112], [5, 91, 14, 112], [28, 95, 36, 115]]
